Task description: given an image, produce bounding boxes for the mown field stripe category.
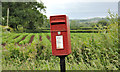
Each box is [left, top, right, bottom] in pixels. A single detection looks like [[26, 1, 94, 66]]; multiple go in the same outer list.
[[18, 35, 28, 44], [29, 35, 35, 43], [13, 35, 20, 39], [39, 35, 42, 41], [2, 34, 20, 44], [19, 34, 33, 45], [31, 34, 39, 44]]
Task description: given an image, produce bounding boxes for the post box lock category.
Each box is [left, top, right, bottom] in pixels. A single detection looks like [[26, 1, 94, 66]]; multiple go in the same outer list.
[[50, 15, 71, 56], [58, 31, 61, 35]]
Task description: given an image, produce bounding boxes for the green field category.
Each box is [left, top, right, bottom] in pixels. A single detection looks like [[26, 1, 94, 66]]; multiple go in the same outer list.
[[1, 31, 119, 70], [1, 1, 119, 71]]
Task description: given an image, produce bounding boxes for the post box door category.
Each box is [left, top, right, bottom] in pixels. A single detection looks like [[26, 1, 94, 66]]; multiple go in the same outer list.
[[50, 15, 71, 56]]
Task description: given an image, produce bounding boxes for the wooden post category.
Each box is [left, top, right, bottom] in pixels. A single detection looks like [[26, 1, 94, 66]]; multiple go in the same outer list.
[[59, 56, 66, 72], [7, 8, 9, 27]]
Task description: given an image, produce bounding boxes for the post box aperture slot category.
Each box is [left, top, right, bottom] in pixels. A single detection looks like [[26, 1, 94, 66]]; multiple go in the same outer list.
[[51, 22, 67, 31], [51, 22, 65, 25]]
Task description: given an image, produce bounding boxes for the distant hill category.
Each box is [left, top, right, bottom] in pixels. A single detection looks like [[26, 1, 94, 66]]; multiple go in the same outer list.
[[69, 17, 109, 28], [70, 17, 107, 23]]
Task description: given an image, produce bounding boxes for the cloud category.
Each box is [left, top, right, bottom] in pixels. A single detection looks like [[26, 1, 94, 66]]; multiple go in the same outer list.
[[37, 0, 118, 19], [40, 0, 119, 4]]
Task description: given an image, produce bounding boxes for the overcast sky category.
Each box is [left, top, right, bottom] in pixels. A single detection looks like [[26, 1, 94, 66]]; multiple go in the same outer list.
[[37, 0, 119, 19]]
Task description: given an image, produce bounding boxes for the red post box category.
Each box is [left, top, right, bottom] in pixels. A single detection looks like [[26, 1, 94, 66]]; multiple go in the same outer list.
[[50, 15, 71, 56]]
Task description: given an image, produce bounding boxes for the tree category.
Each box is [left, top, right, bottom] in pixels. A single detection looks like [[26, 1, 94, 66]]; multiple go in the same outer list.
[[70, 20, 80, 29], [2, 1, 47, 32], [97, 20, 109, 26]]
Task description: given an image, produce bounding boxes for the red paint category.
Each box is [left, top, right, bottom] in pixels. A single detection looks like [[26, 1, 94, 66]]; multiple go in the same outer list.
[[50, 15, 71, 56]]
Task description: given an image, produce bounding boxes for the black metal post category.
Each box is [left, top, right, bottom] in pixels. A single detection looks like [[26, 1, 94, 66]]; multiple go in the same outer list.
[[59, 56, 66, 72]]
